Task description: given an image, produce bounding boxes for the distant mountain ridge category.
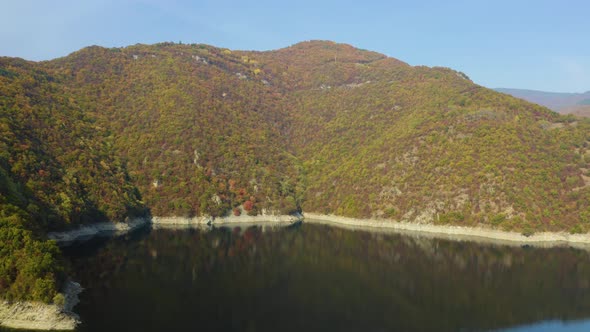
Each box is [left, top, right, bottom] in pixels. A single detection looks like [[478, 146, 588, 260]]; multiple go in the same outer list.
[[495, 88, 590, 117]]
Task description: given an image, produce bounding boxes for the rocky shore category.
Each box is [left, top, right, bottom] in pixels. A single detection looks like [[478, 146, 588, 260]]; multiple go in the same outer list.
[[304, 213, 590, 249], [47, 217, 149, 246], [47, 212, 590, 249], [152, 213, 302, 226], [0, 281, 82, 330], [48, 213, 303, 246]]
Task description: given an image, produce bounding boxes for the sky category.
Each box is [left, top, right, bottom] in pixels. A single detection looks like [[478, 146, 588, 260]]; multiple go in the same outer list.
[[1, 0, 589, 93]]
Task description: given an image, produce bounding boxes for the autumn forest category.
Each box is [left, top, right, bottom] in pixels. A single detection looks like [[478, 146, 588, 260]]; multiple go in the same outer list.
[[1, 40, 589, 302]]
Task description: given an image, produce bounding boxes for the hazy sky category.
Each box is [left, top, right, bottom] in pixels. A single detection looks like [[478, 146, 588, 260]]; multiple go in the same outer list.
[[1, 0, 589, 92]]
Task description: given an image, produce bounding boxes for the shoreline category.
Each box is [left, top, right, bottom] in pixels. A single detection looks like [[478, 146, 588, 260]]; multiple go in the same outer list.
[[151, 215, 302, 231], [152, 213, 301, 226], [0, 281, 82, 331], [48, 213, 303, 246], [47, 217, 149, 246], [47, 212, 590, 249], [304, 213, 590, 249]]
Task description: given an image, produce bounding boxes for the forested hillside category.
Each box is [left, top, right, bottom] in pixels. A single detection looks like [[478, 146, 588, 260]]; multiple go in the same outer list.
[[43, 43, 304, 218], [0, 57, 145, 302], [1, 40, 590, 302], [265, 42, 590, 233], [249, 41, 590, 233]]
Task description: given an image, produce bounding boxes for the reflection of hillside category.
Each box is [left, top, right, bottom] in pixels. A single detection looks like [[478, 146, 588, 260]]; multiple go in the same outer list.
[[70, 224, 590, 332]]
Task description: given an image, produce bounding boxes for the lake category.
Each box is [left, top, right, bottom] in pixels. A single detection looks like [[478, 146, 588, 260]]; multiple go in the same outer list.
[[56, 222, 590, 331]]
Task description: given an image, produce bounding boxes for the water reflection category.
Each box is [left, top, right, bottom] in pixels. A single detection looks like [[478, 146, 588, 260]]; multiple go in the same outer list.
[[64, 223, 590, 332]]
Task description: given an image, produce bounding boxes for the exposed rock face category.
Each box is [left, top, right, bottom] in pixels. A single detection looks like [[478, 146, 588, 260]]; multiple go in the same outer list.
[[0, 281, 82, 330]]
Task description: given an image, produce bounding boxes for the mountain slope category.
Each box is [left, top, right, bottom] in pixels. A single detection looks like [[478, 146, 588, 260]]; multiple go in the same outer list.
[[43, 43, 304, 217], [0, 57, 145, 302], [264, 45, 590, 232], [0, 57, 145, 228], [37, 40, 590, 232]]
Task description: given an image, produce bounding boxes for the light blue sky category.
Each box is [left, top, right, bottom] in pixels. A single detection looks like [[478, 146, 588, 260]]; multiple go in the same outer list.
[[1, 0, 589, 92]]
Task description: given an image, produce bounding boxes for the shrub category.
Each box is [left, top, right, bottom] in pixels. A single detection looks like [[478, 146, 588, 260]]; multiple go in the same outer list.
[[384, 207, 396, 218], [570, 224, 584, 234], [521, 226, 535, 237], [491, 213, 506, 226], [52, 293, 66, 306], [437, 212, 464, 225]]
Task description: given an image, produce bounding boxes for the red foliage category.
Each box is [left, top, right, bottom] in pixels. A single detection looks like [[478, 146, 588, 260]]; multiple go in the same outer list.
[[243, 200, 254, 211]]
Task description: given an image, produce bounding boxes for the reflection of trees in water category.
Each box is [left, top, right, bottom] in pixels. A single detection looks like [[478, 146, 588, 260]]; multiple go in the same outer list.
[[70, 224, 590, 332]]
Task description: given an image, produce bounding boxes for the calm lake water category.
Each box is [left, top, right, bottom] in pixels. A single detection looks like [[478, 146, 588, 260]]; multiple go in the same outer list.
[[57, 222, 590, 332]]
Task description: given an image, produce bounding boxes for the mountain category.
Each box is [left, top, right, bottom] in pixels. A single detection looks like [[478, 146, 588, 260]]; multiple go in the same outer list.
[[1, 40, 590, 302], [495, 88, 590, 117], [559, 105, 590, 118]]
